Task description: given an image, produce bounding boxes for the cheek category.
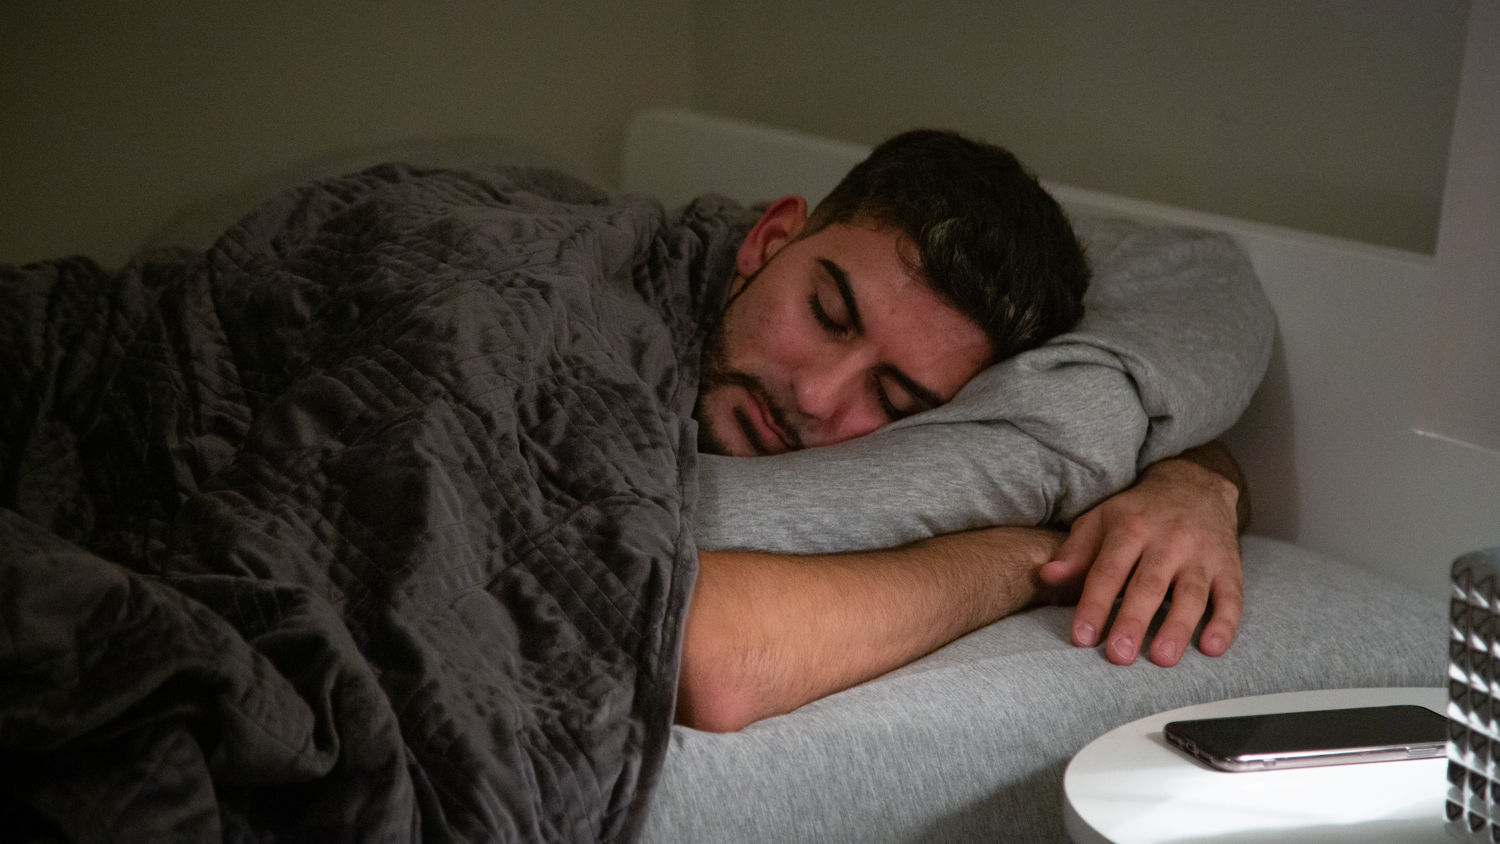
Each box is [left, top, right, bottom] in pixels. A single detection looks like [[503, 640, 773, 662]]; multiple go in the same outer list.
[[722, 289, 805, 369]]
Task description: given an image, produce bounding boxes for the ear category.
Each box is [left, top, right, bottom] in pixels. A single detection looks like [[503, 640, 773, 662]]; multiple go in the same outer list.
[[735, 196, 808, 279]]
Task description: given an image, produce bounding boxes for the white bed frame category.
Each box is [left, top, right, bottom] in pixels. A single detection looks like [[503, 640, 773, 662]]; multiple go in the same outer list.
[[622, 107, 1500, 596]]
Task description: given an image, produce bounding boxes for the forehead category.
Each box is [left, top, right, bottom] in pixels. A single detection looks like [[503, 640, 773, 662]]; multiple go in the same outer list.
[[787, 222, 992, 401]]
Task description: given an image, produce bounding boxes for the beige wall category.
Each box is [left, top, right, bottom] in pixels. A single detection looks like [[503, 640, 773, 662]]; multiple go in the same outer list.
[[1420, 0, 1500, 454], [691, 0, 1468, 253], [0, 1, 695, 266], [0, 1, 1469, 265]]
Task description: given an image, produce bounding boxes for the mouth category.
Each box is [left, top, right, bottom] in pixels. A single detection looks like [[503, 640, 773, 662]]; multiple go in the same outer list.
[[734, 390, 794, 455]]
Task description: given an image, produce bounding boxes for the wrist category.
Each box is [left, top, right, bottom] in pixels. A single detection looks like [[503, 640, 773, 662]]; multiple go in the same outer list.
[[1143, 447, 1246, 532], [906, 526, 1063, 624]]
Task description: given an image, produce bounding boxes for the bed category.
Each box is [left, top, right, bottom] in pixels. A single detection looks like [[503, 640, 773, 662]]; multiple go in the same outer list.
[[618, 109, 1499, 843], [2, 108, 1494, 844]]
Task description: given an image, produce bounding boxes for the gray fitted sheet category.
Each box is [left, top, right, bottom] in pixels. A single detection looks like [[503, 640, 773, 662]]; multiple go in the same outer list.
[[641, 536, 1446, 843]]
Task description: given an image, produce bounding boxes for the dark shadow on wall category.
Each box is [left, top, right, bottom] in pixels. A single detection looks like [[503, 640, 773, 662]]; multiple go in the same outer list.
[[1221, 325, 1298, 541]]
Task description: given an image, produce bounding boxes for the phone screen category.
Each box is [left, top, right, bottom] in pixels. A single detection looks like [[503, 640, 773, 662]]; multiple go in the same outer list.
[[1164, 704, 1447, 771]]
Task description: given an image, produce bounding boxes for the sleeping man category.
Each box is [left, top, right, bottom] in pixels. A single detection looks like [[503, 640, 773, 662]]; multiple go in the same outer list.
[[675, 129, 1252, 731], [0, 128, 1267, 841]]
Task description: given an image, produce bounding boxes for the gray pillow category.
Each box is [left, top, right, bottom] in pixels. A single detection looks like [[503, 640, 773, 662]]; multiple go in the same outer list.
[[693, 213, 1276, 553]]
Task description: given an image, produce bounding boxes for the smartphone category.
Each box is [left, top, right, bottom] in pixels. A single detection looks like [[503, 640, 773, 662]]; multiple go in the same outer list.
[[1163, 704, 1447, 772]]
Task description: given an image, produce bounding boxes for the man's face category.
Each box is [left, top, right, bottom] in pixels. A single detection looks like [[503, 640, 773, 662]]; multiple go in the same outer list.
[[695, 197, 992, 457]]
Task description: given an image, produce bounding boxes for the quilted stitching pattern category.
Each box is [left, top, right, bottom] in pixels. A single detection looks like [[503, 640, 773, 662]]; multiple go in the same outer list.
[[0, 165, 734, 843]]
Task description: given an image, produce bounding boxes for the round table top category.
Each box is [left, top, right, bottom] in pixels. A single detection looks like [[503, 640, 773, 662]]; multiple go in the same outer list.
[[1062, 687, 1450, 844]]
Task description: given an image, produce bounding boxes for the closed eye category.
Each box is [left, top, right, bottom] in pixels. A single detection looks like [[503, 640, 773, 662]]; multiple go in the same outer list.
[[809, 292, 851, 337], [875, 383, 904, 421], [813, 258, 863, 337], [876, 365, 942, 422], [874, 374, 912, 421]]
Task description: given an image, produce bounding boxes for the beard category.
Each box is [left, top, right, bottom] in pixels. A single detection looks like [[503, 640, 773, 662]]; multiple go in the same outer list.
[[693, 309, 804, 456], [693, 320, 735, 455]]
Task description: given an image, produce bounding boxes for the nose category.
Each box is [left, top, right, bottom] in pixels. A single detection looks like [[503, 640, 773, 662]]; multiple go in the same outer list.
[[792, 347, 885, 445]]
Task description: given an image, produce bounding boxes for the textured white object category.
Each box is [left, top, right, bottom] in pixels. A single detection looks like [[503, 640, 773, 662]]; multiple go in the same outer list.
[[1445, 547, 1500, 842]]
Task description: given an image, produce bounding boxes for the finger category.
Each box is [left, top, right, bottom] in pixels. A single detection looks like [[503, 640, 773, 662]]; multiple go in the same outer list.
[[1101, 548, 1180, 666], [1198, 575, 1245, 657], [1041, 509, 1105, 585], [1147, 567, 1213, 667], [1037, 562, 1086, 606], [1070, 523, 1146, 649]]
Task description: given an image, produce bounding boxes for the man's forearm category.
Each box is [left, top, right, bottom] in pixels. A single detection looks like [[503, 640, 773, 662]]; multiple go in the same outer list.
[[677, 526, 1062, 732]]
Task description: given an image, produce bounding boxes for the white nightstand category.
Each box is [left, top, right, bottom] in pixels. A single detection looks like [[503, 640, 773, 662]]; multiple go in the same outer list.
[[1063, 687, 1448, 843]]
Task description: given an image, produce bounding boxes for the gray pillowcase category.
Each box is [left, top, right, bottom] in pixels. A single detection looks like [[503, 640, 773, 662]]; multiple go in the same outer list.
[[693, 212, 1276, 553]]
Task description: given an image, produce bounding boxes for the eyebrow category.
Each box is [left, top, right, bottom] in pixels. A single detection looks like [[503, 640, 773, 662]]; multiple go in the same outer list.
[[817, 257, 946, 412], [818, 258, 864, 334]]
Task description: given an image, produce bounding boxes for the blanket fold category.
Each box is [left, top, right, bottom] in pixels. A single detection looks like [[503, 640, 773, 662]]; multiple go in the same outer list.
[[0, 165, 724, 843]]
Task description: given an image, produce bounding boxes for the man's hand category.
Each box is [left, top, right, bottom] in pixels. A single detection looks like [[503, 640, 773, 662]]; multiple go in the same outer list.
[[1038, 442, 1248, 667]]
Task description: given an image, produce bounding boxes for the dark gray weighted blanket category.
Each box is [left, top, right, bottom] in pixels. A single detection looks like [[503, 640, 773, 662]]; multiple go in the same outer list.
[[0, 165, 743, 843]]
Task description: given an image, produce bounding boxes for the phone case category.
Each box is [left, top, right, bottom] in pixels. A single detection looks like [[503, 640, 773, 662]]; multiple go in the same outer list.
[[1164, 706, 1444, 772]]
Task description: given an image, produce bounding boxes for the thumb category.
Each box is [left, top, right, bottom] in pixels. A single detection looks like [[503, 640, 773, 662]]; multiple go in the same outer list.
[[1040, 509, 1103, 585]]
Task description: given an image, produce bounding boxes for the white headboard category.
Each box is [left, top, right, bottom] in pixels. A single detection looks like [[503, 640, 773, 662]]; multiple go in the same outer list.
[[622, 108, 1500, 596]]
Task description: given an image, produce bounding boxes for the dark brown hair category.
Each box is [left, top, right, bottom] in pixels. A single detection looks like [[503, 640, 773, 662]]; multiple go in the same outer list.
[[806, 130, 1090, 362]]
